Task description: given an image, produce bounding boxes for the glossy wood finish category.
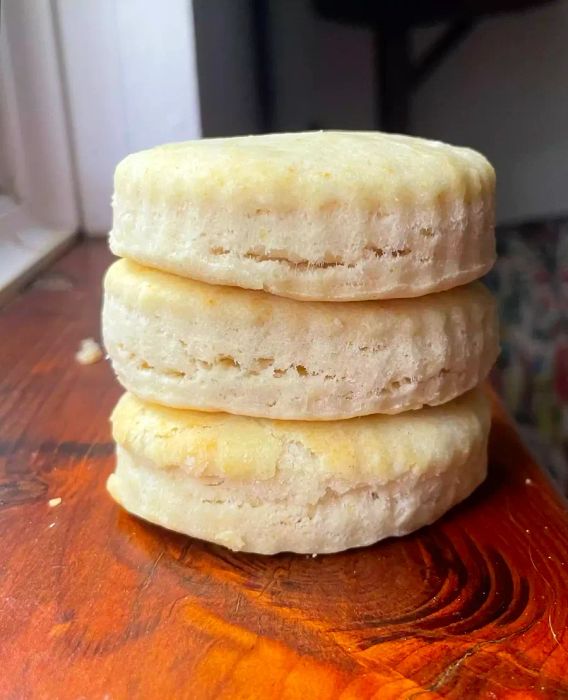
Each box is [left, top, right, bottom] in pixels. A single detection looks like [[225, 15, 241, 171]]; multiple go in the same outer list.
[[1, 240, 567, 699]]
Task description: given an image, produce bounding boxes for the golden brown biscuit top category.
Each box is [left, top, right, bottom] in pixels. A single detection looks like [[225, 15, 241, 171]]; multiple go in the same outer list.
[[111, 389, 490, 482], [113, 130, 494, 212], [104, 258, 496, 331]]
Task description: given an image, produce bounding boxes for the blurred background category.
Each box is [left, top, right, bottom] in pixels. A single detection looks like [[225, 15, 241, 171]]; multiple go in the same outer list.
[[1, 0, 567, 488]]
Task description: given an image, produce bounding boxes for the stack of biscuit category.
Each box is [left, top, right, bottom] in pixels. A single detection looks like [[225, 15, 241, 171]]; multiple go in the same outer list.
[[103, 131, 498, 554]]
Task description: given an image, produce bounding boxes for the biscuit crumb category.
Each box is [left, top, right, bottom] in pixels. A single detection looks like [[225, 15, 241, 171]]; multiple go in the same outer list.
[[75, 338, 103, 365], [311, 553, 317, 558], [48, 497, 62, 507], [525, 478, 533, 485]]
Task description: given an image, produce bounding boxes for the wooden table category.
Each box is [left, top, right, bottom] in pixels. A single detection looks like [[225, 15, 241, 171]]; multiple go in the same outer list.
[[1, 240, 567, 699]]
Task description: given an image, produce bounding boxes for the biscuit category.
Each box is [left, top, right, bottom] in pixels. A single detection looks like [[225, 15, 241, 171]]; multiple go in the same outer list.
[[103, 259, 499, 420], [108, 388, 490, 554], [110, 131, 495, 301]]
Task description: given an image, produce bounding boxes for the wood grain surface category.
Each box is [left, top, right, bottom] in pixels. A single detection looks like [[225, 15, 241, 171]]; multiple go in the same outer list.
[[1, 240, 567, 699]]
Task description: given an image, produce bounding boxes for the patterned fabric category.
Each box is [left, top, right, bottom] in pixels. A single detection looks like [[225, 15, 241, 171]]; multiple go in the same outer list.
[[485, 218, 568, 492]]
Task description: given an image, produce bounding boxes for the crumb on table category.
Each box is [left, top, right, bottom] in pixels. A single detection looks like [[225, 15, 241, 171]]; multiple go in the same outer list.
[[48, 497, 62, 507], [75, 338, 103, 365]]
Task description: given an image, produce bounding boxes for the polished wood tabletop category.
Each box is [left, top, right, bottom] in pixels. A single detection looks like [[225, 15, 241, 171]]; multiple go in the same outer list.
[[1, 240, 567, 699]]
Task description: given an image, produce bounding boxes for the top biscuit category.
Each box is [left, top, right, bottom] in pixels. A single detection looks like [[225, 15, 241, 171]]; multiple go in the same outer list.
[[110, 131, 495, 301]]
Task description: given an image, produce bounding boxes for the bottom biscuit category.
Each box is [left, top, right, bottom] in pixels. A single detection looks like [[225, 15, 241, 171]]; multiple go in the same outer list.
[[108, 388, 490, 554]]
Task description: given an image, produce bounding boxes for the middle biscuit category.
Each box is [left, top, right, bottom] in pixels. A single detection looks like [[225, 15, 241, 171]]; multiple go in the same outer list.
[[103, 259, 499, 420]]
